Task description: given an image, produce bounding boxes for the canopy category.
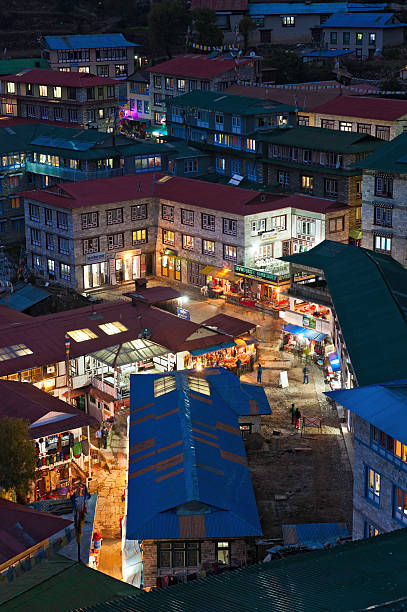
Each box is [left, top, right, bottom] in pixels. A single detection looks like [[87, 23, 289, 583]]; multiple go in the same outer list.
[[189, 341, 236, 357], [283, 324, 327, 342], [90, 338, 169, 367], [328, 351, 341, 372], [201, 266, 240, 282]]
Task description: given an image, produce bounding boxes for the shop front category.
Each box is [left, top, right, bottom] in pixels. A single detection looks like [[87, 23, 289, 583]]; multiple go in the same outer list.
[[234, 265, 291, 310], [83, 252, 113, 290], [201, 266, 242, 298], [184, 337, 257, 375], [326, 347, 342, 390], [83, 250, 146, 290], [161, 250, 182, 281], [115, 249, 145, 284], [281, 323, 328, 362]]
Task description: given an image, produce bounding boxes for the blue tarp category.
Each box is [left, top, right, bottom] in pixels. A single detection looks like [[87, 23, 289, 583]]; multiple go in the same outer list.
[[189, 341, 236, 357], [283, 324, 327, 342], [281, 522, 349, 548]]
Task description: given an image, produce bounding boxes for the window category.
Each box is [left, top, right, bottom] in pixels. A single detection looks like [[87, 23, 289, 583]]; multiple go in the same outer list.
[[301, 175, 313, 193], [297, 218, 315, 236], [53, 86, 62, 98], [188, 375, 210, 396], [157, 541, 200, 568], [376, 126, 390, 141], [133, 229, 147, 244], [10, 196, 20, 209], [39, 85, 48, 97], [231, 160, 241, 175], [162, 204, 174, 221], [374, 206, 392, 227], [79, 66, 90, 73], [394, 486, 407, 523], [58, 237, 69, 254], [184, 159, 198, 173], [189, 80, 197, 91], [339, 121, 352, 132], [40, 106, 49, 120], [270, 215, 287, 230], [375, 176, 392, 197], [343, 32, 350, 44], [246, 139, 256, 152], [137, 99, 143, 113], [223, 218, 237, 235], [240, 423, 252, 440], [177, 79, 186, 91], [374, 234, 391, 253], [356, 32, 363, 45], [215, 157, 226, 174], [232, 115, 241, 133], [278, 170, 289, 186], [131, 204, 147, 220], [364, 521, 380, 538], [202, 239, 215, 256], [165, 77, 174, 90], [115, 64, 128, 77], [357, 123, 371, 134], [29, 203, 40, 221], [30, 228, 41, 247], [216, 542, 231, 565], [107, 208, 123, 224], [182, 235, 194, 250], [329, 216, 344, 232], [153, 76, 162, 88], [97, 65, 109, 77], [369, 32, 376, 46], [81, 212, 98, 229], [107, 85, 115, 98], [215, 113, 224, 129], [108, 233, 124, 250], [0, 344, 33, 362], [202, 213, 215, 231], [298, 115, 309, 126], [32, 254, 42, 270], [54, 108, 63, 121], [224, 244, 237, 261], [83, 238, 99, 254], [181, 209, 194, 226], [324, 178, 338, 197], [46, 233, 54, 251], [144, 100, 149, 114], [9, 175, 20, 188], [57, 211, 68, 230], [67, 328, 97, 342], [330, 32, 337, 44], [321, 119, 335, 129], [68, 109, 78, 123], [86, 87, 95, 100], [282, 16, 295, 27], [47, 259, 55, 276], [27, 104, 35, 118], [98, 321, 128, 335], [6, 82, 15, 94], [45, 208, 53, 225], [366, 467, 380, 504], [154, 376, 177, 398], [163, 229, 175, 245]]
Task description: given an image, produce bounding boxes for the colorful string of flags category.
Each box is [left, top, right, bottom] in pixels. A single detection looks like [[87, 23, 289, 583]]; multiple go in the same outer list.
[[235, 79, 407, 96], [188, 41, 240, 52]]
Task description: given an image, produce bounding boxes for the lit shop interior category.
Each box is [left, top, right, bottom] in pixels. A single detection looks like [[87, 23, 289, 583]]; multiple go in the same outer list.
[[184, 337, 257, 374]]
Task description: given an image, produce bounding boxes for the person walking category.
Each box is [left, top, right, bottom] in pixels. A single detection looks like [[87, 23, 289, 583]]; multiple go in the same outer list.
[[294, 408, 302, 430], [290, 403, 296, 425], [303, 365, 310, 384], [249, 353, 254, 372], [236, 357, 242, 378], [257, 362, 263, 384], [102, 426, 109, 450], [95, 428, 102, 449]]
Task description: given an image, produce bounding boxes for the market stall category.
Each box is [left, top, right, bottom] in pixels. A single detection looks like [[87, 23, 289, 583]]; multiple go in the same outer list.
[[281, 323, 327, 361], [201, 266, 243, 298], [184, 338, 257, 375]]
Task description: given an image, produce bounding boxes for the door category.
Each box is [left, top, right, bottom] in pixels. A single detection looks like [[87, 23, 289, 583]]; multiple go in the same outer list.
[[132, 255, 140, 279], [282, 240, 291, 256], [175, 258, 181, 281], [161, 255, 168, 277], [123, 257, 132, 281]]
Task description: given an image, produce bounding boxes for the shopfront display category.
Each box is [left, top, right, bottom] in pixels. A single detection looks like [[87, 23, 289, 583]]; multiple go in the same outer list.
[[281, 324, 327, 361], [84, 261, 109, 290], [161, 255, 181, 281], [201, 266, 241, 298], [234, 265, 290, 310], [184, 338, 256, 374]]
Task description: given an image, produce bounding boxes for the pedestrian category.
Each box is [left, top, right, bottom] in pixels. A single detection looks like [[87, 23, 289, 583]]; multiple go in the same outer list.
[[290, 403, 296, 425], [236, 357, 242, 378], [249, 353, 255, 372], [294, 407, 302, 430], [257, 362, 263, 384], [102, 426, 108, 449], [303, 365, 310, 384], [95, 428, 102, 449]]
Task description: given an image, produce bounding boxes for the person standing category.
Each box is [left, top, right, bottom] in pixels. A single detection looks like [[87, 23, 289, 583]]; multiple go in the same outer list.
[[236, 357, 242, 378], [249, 353, 255, 372], [102, 426, 108, 450], [303, 365, 310, 384], [95, 428, 102, 449], [294, 408, 302, 430], [257, 362, 263, 384], [291, 403, 296, 425]]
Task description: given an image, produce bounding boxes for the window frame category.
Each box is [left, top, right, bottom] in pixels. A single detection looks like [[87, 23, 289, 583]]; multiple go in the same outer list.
[[365, 466, 381, 505]]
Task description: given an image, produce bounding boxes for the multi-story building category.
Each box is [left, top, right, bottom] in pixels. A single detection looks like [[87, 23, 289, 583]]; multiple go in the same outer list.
[[165, 90, 295, 183], [302, 96, 407, 141], [41, 33, 138, 79], [0, 69, 119, 131], [147, 53, 260, 127], [321, 12, 406, 59], [122, 71, 150, 136], [354, 133, 407, 265], [327, 381, 407, 540]]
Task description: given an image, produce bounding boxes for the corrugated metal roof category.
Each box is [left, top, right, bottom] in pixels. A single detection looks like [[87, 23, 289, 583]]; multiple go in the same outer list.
[[302, 50, 355, 57], [146, 54, 252, 79], [126, 369, 262, 541], [43, 33, 136, 50], [258, 126, 382, 153], [355, 132, 407, 173], [249, 2, 347, 15], [322, 12, 405, 28], [281, 241, 407, 386], [282, 522, 349, 547], [313, 95, 407, 121], [0, 58, 50, 76], [166, 89, 294, 115], [327, 379, 407, 444], [0, 284, 50, 312]]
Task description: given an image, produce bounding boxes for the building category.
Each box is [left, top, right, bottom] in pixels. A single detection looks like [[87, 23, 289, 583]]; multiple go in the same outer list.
[[321, 12, 406, 59], [327, 381, 407, 540], [123, 71, 150, 136], [0, 58, 50, 76], [303, 95, 407, 141], [124, 369, 263, 589], [301, 49, 355, 64], [190, 0, 248, 45], [165, 90, 295, 182], [41, 33, 138, 79], [147, 53, 260, 126], [354, 132, 407, 265], [0, 69, 119, 131]]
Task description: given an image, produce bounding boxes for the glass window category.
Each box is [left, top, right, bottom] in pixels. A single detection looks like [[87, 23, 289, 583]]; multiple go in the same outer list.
[[357, 123, 371, 134], [83, 238, 99, 254], [107, 208, 123, 224], [181, 209, 194, 226], [30, 228, 41, 246], [163, 229, 175, 245], [162, 205, 174, 221], [45, 209, 53, 225], [223, 218, 237, 235], [376, 126, 390, 141], [0, 344, 33, 362], [202, 239, 215, 255], [98, 321, 128, 335], [356, 32, 363, 45], [329, 216, 344, 232], [132, 229, 147, 244], [394, 486, 407, 522], [202, 213, 215, 231], [282, 16, 295, 27], [67, 328, 98, 342], [184, 159, 198, 173], [301, 175, 313, 193], [324, 178, 338, 197], [364, 521, 380, 538], [6, 82, 16, 94], [58, 237, 69, 254], [81, 212, 98, 229], [374, 235, 391, 253], [369, 32, 376, 45], [188, 375, 210, 395], [330, 32, 337, 44], [154, 376, 177, 397], [57, 211, 68, 230], [131, 204, 147, 220], [216, 541, 231, 565], [107, 233, 124, 250], [39, 85, 48, 97], [366, 467, 380, 504], [224, 244, 237, 261], [177, 79, 186, 91], [375, 176, 392, 197], [182, 235, 194, 250], [374, 206, 392, 227], [339, 121, 353, 132], [343, 32, 350, 44]]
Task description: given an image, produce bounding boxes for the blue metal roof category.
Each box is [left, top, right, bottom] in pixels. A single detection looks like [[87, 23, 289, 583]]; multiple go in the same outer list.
[[0, 284, 50, 312], [322, 12, 406, 28], [249, 3, 346, 15], [43, 34, 136, 50], [302, 50, 355, 58], [126, 369, 263, 541], [281, 522, 349, 549], [283, 323, 327, 342], [326, 379, 407, 444], [202, 368, 271, 416]]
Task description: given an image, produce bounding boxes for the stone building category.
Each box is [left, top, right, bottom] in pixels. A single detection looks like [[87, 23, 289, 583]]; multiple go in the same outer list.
[[123, 370, 263, 589]]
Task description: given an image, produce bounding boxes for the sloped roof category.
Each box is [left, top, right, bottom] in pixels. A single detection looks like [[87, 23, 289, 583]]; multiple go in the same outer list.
[[0, 58, 49, 76], [166, 89, 293, 115], [322, 11, 405, 28], [258, 126, 382, 153], [202, 313, 256, 336], [225, 84, 343, 111], [43, 33, 135, 50], [312, 95, 407, 121], [146, 54, 251, 79], [191, 0, 247, 9], [281, 241, 407, 386], [268, 194, 348, 215], [0, 284, 50, 312], [0, 305, 31, 327], [354, 131, 407, 173], [126, 370, 262, 540], [0, 69, 116, 87], [249, 2, 347, 15]]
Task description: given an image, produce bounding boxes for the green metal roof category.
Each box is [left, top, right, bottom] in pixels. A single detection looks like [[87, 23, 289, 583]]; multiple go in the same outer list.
[[75, 528, 407, 611], [282, 240, 407, 386], [0, 555, 136, 612], [354, 131, 407, 174], [259, 126, 383, 153], [165, 90, 295, 115], [260, 157, 362, 176], [163, 140, 208, 159], [0, 58, 50, 76]]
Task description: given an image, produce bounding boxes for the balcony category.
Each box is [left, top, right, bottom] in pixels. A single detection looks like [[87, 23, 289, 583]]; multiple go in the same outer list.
[[26, 161, 124, 182], [287, 282, 332, 306]]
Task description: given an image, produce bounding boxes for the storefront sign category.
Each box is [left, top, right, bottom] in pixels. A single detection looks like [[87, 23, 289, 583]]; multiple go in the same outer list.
[[106, 252, 115, 260], [261, 231, 278, 240], [303, 315, 316, 329], [86, 252, 106, 264], [234, 265, 290, 284], [177, 307, 190, 320]]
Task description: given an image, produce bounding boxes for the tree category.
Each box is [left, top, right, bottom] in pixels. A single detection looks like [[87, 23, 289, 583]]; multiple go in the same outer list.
[[191, 8, 223, 47], [0, 418, 36, 501], [239, 16, 256, 54], [148, 0, 191, 59]]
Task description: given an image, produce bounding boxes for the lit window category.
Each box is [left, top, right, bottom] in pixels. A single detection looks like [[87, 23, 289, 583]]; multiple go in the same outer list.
[[0, 344, 33, 361], [67, 328, 98, 342], [39, 85, 48, 97], [6, 82, 15, 94], [53, 86, 62, 98], [98, 321, 128, 335], [188, 375, 210, 396], [154, 376, 177, 397]]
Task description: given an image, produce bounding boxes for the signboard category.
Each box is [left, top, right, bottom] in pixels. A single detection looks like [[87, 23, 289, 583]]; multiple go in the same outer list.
[[85, 252, 105, 264], [234, 264, 290, 284], [303, 315, 316, 329], [177, 307, 190, 320], [261, 231, 278, 241], [279, 371, 289, 388], [106, 252, 115, 260]]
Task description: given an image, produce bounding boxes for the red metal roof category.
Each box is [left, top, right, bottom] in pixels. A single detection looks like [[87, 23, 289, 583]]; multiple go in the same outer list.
[[269, 194, 348, 214], [146, 54, 250, 79], [0, 68, 117, 87], [0, 304, 31, 328], [312, 95, 407, 121], [0, 116, 75, 128], [202, 314, 256, 337], [0, 498, 72, 565], [124, 287, 182, 304], [190, 0, 247, 10]]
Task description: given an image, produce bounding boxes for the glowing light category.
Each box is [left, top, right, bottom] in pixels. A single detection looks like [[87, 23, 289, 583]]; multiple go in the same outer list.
[[196, 362, 203, 371]]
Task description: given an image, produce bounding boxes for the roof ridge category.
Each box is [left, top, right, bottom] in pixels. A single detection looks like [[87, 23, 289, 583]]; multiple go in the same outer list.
[[362, 249, 407, 324]]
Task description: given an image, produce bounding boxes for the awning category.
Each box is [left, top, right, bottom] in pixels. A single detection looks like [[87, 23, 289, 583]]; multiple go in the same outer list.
[[163, 248, 178, 256], [349, 229, 362, 240], [62, 386, 90, 399], [328, 351, 341, 372], [190, 341, 236, 357], [201, 266, 240, 282], [283, 324, 327, 342], [241, 334, 258, 346]]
